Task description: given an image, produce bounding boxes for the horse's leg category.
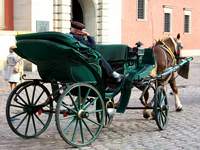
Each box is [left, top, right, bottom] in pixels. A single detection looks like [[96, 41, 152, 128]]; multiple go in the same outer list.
[[143, 90, 151, 119], [169, 78, 182, 111]]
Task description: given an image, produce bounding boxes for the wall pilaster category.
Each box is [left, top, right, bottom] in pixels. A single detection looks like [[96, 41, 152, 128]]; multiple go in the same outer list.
[[53, 0, 71, 33]]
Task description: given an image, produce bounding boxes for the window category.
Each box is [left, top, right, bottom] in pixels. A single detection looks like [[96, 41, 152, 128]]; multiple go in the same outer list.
[[163, 6, 172, 32], [164, 13, 171, 32], [184, 9, 191, 33], [137, 0, 147, 20]]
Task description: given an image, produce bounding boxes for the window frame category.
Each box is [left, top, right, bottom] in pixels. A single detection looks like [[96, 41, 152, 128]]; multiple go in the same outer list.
[[163, 6, 172, 33], [184, 9, 192, 34], [137, 0, 147, 21]]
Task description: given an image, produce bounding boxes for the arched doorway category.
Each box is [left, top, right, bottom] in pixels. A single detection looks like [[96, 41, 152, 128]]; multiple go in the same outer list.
[[71, 0, 96, 36], [71, 0, 83, 23]]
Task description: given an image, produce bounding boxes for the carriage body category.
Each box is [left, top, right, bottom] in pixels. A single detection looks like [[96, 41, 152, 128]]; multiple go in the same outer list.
[[15, 32, 156, 105], [6, 32, 192, 147]]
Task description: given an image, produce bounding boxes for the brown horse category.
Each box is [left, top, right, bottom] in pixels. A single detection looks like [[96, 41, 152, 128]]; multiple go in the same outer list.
[[143, 34, 184, 118]]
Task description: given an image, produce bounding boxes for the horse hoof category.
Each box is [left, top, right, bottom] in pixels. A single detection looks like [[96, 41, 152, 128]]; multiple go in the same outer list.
[[114, 102, 119, 109], [176, 107, 183, 112], [151, 111, 155, 120], [143, 111, 150, 119]]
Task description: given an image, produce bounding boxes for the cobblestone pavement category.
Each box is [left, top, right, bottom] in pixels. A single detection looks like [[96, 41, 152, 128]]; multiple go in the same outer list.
[[0, 57, 200, 150]]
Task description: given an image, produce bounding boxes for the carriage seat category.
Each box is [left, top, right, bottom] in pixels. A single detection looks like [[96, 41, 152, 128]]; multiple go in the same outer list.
[[96, 44, 130, 62], [128, 48, 155, 81]]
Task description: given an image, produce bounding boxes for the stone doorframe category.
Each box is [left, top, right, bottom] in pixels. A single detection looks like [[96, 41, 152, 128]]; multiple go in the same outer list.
[[53, 0, 97, 36], [53, 0, 121, 44]]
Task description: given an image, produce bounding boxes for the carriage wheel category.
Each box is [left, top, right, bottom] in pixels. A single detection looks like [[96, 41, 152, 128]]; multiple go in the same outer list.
[[55, 83, 105, 147], [154, 86, 169, 130], [6, 81, 53, 138]]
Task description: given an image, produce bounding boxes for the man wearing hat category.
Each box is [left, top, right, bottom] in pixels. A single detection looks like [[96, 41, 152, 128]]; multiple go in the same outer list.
[[70, 20, 123, 82], [70, 20, 96, 49]]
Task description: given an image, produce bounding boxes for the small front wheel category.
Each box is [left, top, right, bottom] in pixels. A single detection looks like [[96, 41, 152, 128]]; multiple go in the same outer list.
[[154, 86, 169, 130], [55, 83, 105, 147]]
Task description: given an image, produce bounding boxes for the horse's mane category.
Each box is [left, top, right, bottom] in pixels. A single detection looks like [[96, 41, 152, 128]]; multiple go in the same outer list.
[[156, 36, 176, 52]]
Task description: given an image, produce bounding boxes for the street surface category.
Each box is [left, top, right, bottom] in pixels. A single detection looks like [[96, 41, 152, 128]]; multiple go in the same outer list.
[[0, 57, 200, 150]]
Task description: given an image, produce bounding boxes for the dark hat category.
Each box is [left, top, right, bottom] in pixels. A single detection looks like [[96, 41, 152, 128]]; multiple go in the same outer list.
[[135, 41, 143, 47], [70, 20, 85, 30]]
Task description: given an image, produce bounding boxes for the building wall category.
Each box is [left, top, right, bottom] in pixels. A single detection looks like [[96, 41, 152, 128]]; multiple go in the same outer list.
[[14, 0, 31, 31], [32, 0, 53, 32], [14, 0, 53, 32], [4, 0, 14, 30], [100, 0, 122, 44], [122, 0, 200, 50], [0, 0, 4, 29], [0, 31, 16, 70]]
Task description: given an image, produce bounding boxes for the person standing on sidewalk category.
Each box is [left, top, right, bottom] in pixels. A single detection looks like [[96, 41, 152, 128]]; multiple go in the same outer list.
[[4, 46, 21, 90]]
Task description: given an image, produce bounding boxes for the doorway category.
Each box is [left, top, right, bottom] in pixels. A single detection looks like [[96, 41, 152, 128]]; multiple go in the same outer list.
[[71, 0, 83, 23], [71, 0, 96, 36]]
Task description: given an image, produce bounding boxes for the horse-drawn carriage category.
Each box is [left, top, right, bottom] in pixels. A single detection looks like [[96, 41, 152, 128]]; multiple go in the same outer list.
[[6, 32, 192, 147]]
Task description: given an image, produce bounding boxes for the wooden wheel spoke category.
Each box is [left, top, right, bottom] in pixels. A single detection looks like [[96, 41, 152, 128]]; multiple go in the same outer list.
[[82, 88, 91, 107], [15, 114, 28, 130], [31, 114, 37, 135], [85, 117, 102, 127], [158, 112, 163, 127], [71, 119, 78, 142], [61, 102, 77, 114], [88, 109, 103, 114], [63, 117, 76, 133], [34, 90, 45, 105], [10, 104, 24, 109], [160, 112, 165, 126], [82, 119, 94, 138], [79, 120, 84, 143], [25, 88, 31, 104], [16, 94, 28, 105], [25, 115, 31, 136], [78, 86, 81, 109], [68, 92, 78, 111], [161, 111, 167, 123], [31, 85, 36, 104], [11, 111, 26, 120], [33, 113, 45, 126]]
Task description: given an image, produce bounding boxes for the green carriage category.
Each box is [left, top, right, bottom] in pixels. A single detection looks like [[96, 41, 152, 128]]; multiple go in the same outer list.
[[6, 32, 192, 147]]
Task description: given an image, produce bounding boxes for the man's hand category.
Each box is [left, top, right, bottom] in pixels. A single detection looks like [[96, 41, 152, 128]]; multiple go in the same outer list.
[[81, 29, 90, 36], [71, 28, 90, 36]]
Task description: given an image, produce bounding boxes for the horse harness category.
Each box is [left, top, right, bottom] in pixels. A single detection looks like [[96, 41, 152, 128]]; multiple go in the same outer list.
[[157, 40, 177, 65]]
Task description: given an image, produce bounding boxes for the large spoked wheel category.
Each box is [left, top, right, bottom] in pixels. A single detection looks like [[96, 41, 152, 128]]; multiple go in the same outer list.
[[6, 80, 53, 138], [55, 83, 105, 147], [154, 86, 169, 130]]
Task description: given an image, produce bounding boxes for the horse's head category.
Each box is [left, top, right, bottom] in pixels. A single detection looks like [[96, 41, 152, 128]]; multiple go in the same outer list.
[[173, 33, 184, 57]]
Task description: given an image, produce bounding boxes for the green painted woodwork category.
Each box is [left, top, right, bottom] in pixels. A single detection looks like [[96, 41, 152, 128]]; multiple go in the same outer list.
[[55, 83, 105, 147], [124, 48, 155, 81], [116, 48, 156, 113], [96, 44, 129, 62], [154, 86, 169, 130]]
